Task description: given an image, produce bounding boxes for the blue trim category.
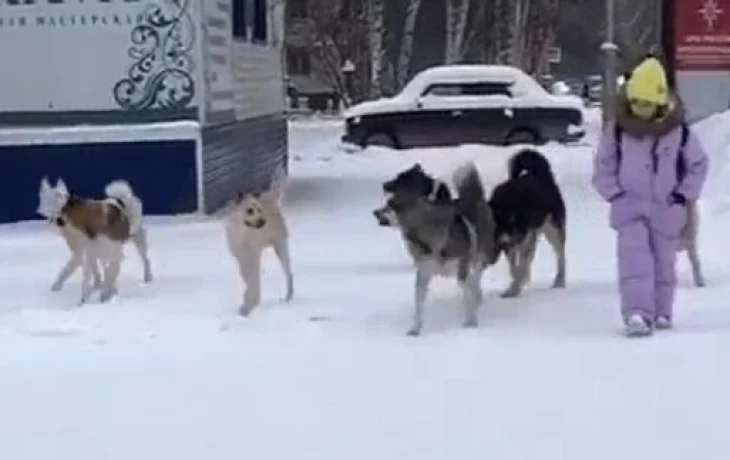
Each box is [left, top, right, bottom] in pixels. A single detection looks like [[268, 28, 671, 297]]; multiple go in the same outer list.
[[202, 113, 288, 213], [0, 140, 198, 224]]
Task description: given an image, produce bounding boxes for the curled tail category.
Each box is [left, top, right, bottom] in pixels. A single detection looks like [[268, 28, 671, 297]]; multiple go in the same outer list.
[[105, 180, 143, 233], [508, 148, 556, 184], [453, 162, 486, 220]]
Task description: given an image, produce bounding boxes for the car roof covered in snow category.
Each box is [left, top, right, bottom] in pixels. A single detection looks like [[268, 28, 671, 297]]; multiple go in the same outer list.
[[399, 65, 548, 99]]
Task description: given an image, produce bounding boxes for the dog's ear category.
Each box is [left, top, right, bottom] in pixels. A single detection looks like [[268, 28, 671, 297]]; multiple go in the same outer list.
[[234, 191, 244, 203], [252, 191, 261, 199], [412, 163, 423, 171], [55, 178, 69, 196], [433, 183, 451, 203], [39, 176, 51, 194]]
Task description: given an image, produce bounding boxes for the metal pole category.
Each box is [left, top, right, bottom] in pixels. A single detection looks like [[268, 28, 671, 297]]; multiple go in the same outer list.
[[601, 0, 619, 123]]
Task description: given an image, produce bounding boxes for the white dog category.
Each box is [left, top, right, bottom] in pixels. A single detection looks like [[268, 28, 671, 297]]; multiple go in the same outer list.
[[224, 168, 294, 316]]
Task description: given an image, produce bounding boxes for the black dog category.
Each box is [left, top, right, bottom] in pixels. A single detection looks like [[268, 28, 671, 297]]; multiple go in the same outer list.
[[488, 149, 567, 297]]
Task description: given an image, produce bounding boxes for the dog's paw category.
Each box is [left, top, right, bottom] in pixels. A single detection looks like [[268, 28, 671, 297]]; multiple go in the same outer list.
[[98, 287, 118, 303], [284, 288, 294, 302], [406, 328, 421, 337], [143, 273, 153, 284], [50, 283, 63, 292], [462, 318, 478, 329], [500, 288, 520, 298], [238, 304, 254, 317], [551, 278, 566, 289]]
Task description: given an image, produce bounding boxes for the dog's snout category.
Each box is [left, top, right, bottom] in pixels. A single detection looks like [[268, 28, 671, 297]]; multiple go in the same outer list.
[[382, 181, 394, 192]]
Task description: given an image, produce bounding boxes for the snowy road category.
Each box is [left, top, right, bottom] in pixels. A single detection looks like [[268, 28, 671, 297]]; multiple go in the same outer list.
[[2, 111, 730, 459]]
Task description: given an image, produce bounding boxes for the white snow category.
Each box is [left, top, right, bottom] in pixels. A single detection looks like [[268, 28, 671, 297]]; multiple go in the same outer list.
[[3, 111, 730, 459], [344, 64, 584, 118], [0, 120, 200, 146]]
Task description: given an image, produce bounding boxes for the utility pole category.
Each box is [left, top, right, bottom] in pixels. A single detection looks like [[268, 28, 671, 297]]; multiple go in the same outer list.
[[601, 0, 619, 123]]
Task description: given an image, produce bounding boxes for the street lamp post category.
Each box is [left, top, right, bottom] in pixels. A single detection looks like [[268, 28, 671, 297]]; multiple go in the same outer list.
[[601, 0, 619, 123], [341, 59, 356, 107]]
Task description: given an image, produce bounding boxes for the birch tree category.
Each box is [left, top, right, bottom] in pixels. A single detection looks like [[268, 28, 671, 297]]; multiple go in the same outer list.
[[444, 0, 471, 64], [396, 0, 422, 88], [367, 0, 386, 98]]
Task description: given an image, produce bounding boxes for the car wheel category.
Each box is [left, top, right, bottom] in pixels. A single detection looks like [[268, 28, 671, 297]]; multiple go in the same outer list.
[[364, 132, 398, 149], [505, 128, 540, 145]]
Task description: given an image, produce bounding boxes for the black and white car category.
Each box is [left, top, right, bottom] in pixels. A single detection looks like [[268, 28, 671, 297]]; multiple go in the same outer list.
[[341, 65, 586, 149]]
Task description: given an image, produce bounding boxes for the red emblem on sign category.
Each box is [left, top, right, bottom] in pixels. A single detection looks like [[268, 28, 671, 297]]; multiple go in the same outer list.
[[675, 0, 730, 70]]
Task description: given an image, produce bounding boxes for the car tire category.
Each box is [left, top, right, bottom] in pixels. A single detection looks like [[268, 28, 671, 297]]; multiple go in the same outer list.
[[364, 132, 398, 149], [505, 128, 540, 145]]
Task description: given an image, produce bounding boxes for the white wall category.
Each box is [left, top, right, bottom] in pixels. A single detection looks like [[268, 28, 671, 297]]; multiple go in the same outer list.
[[0, 0, 201, 116], [677, 71, 730, 122], [199, 0, 285, 125]]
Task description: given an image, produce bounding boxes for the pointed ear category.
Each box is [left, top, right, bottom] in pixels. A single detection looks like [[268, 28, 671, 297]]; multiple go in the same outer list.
[[39, 176, 51, 192], [56, 178, 68, 195], [234, 191, 244, 203], [252, 191, 261, 199], [434, 183, 451, 202], [413, 163, 423, 171]]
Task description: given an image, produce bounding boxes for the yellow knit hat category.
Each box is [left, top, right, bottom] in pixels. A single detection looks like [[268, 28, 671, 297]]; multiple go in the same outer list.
[[626, 57, 669, 106]]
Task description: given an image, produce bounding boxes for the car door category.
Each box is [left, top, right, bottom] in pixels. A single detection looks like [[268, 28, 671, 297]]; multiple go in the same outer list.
[[394, 83, 466, 148]]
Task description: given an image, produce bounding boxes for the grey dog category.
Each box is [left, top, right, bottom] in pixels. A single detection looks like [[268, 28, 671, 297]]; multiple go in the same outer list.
[[382, 162, 499, 336]]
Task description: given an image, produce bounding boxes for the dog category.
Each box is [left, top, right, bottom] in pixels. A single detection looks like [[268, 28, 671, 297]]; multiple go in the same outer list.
[[37, 177, 152, 304], [383, 162, 499, 336], [224, 168, 294, 316], [488, 149, 566, 298], [373, 163, 449, 228], [679, 201, 705, 287]]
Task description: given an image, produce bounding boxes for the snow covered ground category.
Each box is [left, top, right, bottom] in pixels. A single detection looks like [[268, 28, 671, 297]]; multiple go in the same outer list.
[[3, 108, 730, 459]]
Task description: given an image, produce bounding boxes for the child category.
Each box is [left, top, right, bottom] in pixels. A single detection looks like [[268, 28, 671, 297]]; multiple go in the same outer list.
[[592, 57, 709, 337]]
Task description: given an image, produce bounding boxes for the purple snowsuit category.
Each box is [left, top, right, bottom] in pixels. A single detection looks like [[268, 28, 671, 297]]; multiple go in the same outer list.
[[592, 100, 708, 324]]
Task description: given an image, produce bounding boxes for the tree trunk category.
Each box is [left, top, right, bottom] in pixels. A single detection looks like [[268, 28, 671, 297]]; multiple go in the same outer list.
[[397, 0, 423, 88], [444, 0, 471, 64], [367, 0, 385, 99]]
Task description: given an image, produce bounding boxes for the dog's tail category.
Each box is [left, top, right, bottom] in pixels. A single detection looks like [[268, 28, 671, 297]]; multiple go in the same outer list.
[[105, 180, 143, 233], [453, 162, 487, 216], [508, 149, 556, 184]]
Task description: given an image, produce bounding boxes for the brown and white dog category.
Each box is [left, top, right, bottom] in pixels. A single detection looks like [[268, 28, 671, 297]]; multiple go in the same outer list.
[[681, 201, 705, 287], [224, 169, 294, 316], [37, 177, 152, 304]]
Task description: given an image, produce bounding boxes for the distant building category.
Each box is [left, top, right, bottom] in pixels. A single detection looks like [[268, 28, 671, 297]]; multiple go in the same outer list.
[[0, 0, 288, 223]]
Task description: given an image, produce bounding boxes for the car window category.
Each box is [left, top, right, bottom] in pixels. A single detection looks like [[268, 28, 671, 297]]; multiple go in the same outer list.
[[421, 82, 512, 97]]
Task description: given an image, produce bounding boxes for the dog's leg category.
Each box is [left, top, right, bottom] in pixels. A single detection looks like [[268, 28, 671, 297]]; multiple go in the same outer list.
[[686, 239, 706, 288], [99, 243, 123, 303], [238, 250, 262, 316], [501, 232, 537, 298], [458, 262, 480, 329], [273, 237, 294, 302], [408, 269, 431, 336], [543, 220, 567, 288], [79, 245, 99, 306], [131, 228, 153, 283], [51, 252, 82, 291]]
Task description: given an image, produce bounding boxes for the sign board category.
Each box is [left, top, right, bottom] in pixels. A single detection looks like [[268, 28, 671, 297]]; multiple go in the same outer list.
[[0, 0, 200, 120], [547, 47, 561, 64], [675, 0, 730, 70]]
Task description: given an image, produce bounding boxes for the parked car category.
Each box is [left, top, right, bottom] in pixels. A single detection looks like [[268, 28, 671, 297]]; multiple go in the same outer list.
[[341, 65, 586, 149]]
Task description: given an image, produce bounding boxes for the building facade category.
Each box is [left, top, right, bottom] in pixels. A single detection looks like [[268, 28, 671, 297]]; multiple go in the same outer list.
[[0, 0, 287, 223]]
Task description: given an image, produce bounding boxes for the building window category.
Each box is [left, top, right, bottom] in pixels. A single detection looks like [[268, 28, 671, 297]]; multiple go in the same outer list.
[[287, 47, 311, 75], [252, 0, 268, 43], [288, 0, 308, 18], [232, 0, 247, 39]]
